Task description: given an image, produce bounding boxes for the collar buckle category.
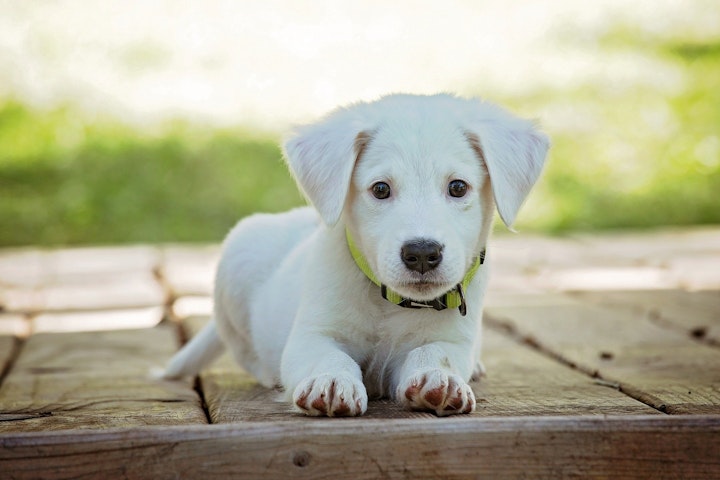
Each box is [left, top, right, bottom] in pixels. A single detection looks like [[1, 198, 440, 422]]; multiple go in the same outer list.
[[349, 230, 479, 318], [455, 283, 467, 316], [381, 284, 467, 316]]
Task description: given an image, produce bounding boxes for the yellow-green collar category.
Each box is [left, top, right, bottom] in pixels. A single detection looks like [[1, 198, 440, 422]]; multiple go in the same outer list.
[[346, 230, 485, 316]]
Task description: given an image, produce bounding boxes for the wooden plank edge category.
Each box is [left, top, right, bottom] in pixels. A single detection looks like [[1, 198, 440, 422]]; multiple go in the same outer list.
[[1, 415, 718, 479], [0, 336, 23, 388]]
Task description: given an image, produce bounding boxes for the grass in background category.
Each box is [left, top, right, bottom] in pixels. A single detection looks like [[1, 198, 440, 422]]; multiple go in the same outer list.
[[1, 30, 719, 246], [0, 103, 303, 246], [506, 30, 720, 232]]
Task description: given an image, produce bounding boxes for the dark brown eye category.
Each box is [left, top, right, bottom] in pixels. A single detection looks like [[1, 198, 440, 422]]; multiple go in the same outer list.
[[448, 179, 468, 198], [371, 182, 391, 199]]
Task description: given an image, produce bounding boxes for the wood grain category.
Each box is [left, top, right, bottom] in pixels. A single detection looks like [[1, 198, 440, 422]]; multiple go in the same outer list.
[[183, 315, 657, 422], [475, 329, 658, 416], [570, 289, 720, 345], [0, 326, 207, 432], [1, 233, 719, 478], [1, 415, 718, 479], [0, 335, 18, 376], [0, 246, 164, 314], [486, 291, 720, 414]]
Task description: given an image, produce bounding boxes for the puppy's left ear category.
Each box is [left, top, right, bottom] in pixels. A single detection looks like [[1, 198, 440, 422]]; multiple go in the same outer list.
[[465, 105, 550, 228], [283, 109, 371, 226]]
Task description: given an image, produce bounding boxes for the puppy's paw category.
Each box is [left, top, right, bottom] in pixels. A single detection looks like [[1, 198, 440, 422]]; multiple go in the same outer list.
[[293, 374, 368, 417], [398, 369, 476, 416]]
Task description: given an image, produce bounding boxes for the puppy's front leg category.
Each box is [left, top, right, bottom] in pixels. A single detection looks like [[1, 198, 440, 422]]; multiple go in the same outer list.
[[282, 334, 368, 417], [395, 342, 476, 416]]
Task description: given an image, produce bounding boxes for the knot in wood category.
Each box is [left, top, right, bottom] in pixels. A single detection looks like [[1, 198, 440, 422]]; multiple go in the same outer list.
[[292, 451, 311, 468]]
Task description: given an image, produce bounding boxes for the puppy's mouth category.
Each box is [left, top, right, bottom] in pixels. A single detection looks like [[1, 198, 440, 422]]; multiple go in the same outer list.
[[408, 280, 443, 290], [398, 278, 455, 301]]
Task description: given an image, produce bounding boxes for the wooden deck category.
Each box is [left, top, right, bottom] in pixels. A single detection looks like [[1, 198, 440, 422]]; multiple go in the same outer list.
[[1, 228, 719, 479]]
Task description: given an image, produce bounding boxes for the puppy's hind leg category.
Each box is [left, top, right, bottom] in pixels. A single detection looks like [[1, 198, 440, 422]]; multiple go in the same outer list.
[[163, 320, 225, 379]]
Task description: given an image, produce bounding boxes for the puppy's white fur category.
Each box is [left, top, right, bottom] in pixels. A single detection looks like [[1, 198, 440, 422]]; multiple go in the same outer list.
[[164, 94, 549, 416]]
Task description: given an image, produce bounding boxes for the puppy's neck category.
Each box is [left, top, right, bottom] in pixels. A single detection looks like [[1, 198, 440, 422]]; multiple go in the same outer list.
[[345, 229, 485, 316]]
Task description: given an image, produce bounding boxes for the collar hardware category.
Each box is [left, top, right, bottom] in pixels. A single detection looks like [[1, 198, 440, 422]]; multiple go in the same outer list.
[[347, 230, 483, 317]]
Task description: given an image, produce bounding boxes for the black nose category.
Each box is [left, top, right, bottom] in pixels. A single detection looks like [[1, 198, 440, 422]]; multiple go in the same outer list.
[[401, 239, 443, 274]]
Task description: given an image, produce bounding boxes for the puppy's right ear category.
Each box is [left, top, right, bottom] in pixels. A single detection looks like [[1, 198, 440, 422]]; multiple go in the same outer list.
[[283, 109, 371, 226]]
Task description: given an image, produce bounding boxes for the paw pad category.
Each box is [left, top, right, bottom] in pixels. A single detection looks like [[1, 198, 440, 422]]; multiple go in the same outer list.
[[293, 374, 367, 417], [399, 370, 475, 416]]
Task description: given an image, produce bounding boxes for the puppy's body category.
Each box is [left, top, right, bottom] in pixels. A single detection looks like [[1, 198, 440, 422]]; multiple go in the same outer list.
[[164, 94, 548, 416]]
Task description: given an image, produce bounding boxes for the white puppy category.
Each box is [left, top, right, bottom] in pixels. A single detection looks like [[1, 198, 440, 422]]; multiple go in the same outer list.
[[164, 94, 548, 417]]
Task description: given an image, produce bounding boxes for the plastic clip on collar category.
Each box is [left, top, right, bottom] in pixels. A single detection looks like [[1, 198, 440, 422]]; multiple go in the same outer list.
[[346, 230, 485, 317]]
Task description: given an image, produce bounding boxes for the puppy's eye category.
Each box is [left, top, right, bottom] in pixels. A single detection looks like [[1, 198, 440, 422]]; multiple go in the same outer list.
[[371, 182, 391, 199], [448, 179, 468, 198]]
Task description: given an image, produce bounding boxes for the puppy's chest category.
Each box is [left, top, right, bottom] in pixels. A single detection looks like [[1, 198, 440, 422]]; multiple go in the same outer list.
[[360, 344, 397, 398], [360, 310, 431, 349], [357, 312, 446, 387]]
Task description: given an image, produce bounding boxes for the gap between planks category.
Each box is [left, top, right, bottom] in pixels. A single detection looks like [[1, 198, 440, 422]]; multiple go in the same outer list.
[[568, 289, 720, 349], [484, 290, 720, 415], [180, 313, 659, 422], [0, 336, 23, 390], [173, 317, 214, 425], [483, 313, 666, 414], [0, 326, 208, 432]]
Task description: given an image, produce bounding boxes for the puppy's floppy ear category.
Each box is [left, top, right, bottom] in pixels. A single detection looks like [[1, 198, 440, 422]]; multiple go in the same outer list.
[[465, 104, 550, 227], [283, 108, 372, 226]]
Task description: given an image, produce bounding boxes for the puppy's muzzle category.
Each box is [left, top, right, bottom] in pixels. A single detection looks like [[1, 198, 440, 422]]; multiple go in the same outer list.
[[401, 239, 443, 274]]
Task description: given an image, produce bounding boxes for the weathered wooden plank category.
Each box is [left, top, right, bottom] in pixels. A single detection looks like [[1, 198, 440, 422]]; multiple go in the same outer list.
[[474, 329, 659, 416], [571, 289, 720, 345], [0, 286, 43, 315], [567, 228, 720, 291], [571, 227, 720, 265], [183, 314, 656, 422], [1, 415, 718, 479], [0, 335, 17, 376], [0, 314, 30, 337], [0, 246, 160, 287], [543, 265, 676, 291], [160, 245, 219, 297], [182, 316, 296, 422], [486, 234, 591, 294], [0, 245, 164, 315], [486, 292, 720, 414], [0, 249, 47, 288], [487, 228, 720, 293], [484, 291, 583, 309], [0, 326, 207, 432], [32, 306, 164, 333], [171, 295, 213, 319], [668, 256, 720, 290], [1, 272, 165, 314], [41, 246, 160, 279]]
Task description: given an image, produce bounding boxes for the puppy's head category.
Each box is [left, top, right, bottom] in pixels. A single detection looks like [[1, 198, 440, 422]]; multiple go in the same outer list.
[[284, 94, 549, 301]]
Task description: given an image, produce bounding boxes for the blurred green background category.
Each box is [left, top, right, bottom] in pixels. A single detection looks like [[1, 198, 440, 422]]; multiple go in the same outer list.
[[510, 28, 720, 233], [1, 4, 718, 247], [0, 111, 303, 245]]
